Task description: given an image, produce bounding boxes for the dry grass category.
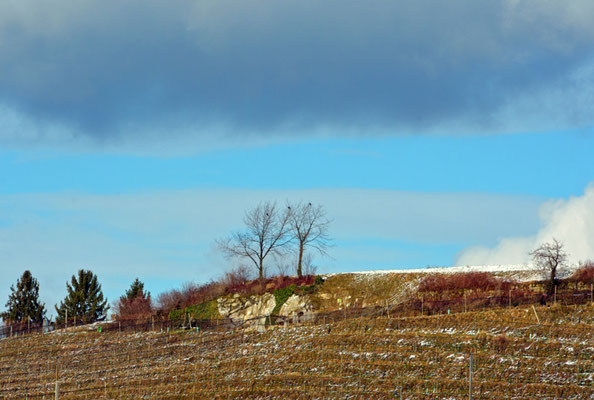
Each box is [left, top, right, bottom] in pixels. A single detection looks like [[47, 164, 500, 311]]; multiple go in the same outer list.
[[315, 272, 419, 311]]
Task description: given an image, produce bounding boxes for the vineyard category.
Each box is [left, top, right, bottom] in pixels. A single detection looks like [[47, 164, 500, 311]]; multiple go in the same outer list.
[[1, 302, 593, 399]]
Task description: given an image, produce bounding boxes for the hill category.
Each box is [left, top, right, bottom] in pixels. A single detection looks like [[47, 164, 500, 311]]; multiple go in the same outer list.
[[1, 265, 593, 398]]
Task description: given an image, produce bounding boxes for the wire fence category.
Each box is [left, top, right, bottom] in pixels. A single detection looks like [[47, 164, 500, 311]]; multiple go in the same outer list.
[[1, 285, 592, 340]]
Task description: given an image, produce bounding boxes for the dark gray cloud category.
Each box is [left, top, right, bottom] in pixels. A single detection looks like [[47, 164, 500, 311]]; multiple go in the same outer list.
[[1, 0, 594, 147]]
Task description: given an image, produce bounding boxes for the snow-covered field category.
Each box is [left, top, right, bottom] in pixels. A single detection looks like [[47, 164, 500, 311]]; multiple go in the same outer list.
[[351, 264, 534, 275], [328, 263, 579, 283]]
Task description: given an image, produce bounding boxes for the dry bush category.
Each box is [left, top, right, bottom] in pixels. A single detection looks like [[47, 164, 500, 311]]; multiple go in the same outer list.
[[418, 272, 502, 293], [221, 265, 252, 288], [572, 261, 594, 285], [156, 281, 225, 315], [224, 274, 316, 296], [156, 288, 183, 314], [113, 296, 153, 321]]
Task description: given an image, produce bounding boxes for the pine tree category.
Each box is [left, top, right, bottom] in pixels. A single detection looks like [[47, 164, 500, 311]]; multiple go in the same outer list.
[[123, 278, 149, 300], [1, 270, 46, 323], [115, 278, 152, 320], [55, 269, 109, 324]]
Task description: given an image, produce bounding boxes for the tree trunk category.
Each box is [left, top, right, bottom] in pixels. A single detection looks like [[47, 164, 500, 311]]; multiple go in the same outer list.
[[297, 244, 304, 278], [259, 259, 264, 280]]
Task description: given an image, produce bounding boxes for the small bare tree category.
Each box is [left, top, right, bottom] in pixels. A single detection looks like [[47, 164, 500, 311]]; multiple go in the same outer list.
[[530, 238, 567, 293], [218, 202, 291, 280], [302, 253, 318, 276], [287, 202, 331, 277]]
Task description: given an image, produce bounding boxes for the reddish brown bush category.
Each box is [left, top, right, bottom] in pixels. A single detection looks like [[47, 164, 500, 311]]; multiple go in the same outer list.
[[114, 296, 153, 321], [418, 272, 508, 293], [155, 271, 317, 316], [224, 274, 316, 296], [221, 265, 252, 288], [571, 261, 594, 285], [156, 281, 225, 315]]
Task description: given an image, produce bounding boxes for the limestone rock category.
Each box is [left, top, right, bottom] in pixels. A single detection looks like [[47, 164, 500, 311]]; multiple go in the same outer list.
[[279, 295, 315, 323], [217, 293, 276, 330]]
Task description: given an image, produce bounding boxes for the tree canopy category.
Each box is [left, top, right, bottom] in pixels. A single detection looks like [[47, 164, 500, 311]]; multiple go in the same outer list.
[[218, 201, 292, 280], [55, 269, 109, 324], [123, 278, 150, 301], [287, 202, 331, 277], [1, 270, 46, 323], [530, 238, 567, 293]]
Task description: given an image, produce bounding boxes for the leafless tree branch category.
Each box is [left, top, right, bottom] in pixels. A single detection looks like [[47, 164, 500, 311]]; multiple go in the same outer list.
[[530, 238, 567, 293], [287, 202, 332, 277], [217, 201, 291, 280]]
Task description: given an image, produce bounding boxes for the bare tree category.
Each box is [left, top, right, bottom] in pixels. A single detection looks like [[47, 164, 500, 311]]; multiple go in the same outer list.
[[302, 253, 318, 276], [287, 202, 331, 277], [530, 238, 567, 293], [218, 202, 291, 280]]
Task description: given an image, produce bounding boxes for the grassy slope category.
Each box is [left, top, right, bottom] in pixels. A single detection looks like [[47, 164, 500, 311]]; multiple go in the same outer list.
[[314, 272, 420, 311], [1, 303, 592, 399]]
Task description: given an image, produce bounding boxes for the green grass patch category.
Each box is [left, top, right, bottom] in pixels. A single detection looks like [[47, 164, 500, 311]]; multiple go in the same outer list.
[[271, 283, 318, 317], [169, 299, 221, 321]]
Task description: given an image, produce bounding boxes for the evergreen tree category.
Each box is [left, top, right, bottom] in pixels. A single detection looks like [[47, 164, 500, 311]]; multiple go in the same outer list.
[[123, 278, 149, 301], [115, 278, 152, 320], [1, 270, 46, 323], [55, 269, 109, 324]]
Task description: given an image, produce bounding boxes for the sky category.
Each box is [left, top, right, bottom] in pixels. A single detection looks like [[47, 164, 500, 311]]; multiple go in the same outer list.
[[2, 0, 594, 316]]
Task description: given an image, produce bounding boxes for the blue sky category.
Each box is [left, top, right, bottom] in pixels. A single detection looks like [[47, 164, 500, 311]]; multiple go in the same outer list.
[[2, 1, 594, 315]]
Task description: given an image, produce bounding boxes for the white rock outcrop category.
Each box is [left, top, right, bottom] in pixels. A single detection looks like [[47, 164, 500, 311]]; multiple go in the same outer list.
[[217, 293, 276, 331], [278, 294, 315, 323]]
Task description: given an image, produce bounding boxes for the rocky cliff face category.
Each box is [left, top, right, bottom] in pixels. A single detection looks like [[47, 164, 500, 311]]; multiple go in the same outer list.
[[217, 293, 276, 331], [216, 292, 317, 330], [278, 294, 315, 323]]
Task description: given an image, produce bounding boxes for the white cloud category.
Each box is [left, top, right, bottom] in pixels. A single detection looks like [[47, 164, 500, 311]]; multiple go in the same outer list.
[[456, 184, 594, 266]]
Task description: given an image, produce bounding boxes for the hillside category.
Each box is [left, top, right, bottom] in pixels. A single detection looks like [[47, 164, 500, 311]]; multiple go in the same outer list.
[[2, 265, 593, 399], [1, 301, 593, 399]]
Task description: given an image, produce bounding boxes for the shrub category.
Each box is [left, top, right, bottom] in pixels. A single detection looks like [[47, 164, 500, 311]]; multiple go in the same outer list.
[[571, 261, 594, 285], [114, 296, 153, 321], [169, 299, 221, 321], [156, 281, 225, 315], [114, 278, 153, 321], [224, 274, 316, 296], [272, 285, 298, 316], [417, 272, 502, 293], [221, 265, 252, 289]]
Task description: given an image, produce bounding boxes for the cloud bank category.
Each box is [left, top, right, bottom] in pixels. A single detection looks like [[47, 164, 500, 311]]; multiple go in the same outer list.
[[456, 184, 594, 266], [1, 1, 594, 150]]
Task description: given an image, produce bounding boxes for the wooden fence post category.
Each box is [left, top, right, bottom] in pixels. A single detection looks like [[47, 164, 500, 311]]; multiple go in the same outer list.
[[55, 365, 59, 400], [469, 353, 473, 400], [532, 305, 540, 324], [464, 292, 467, 313]]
